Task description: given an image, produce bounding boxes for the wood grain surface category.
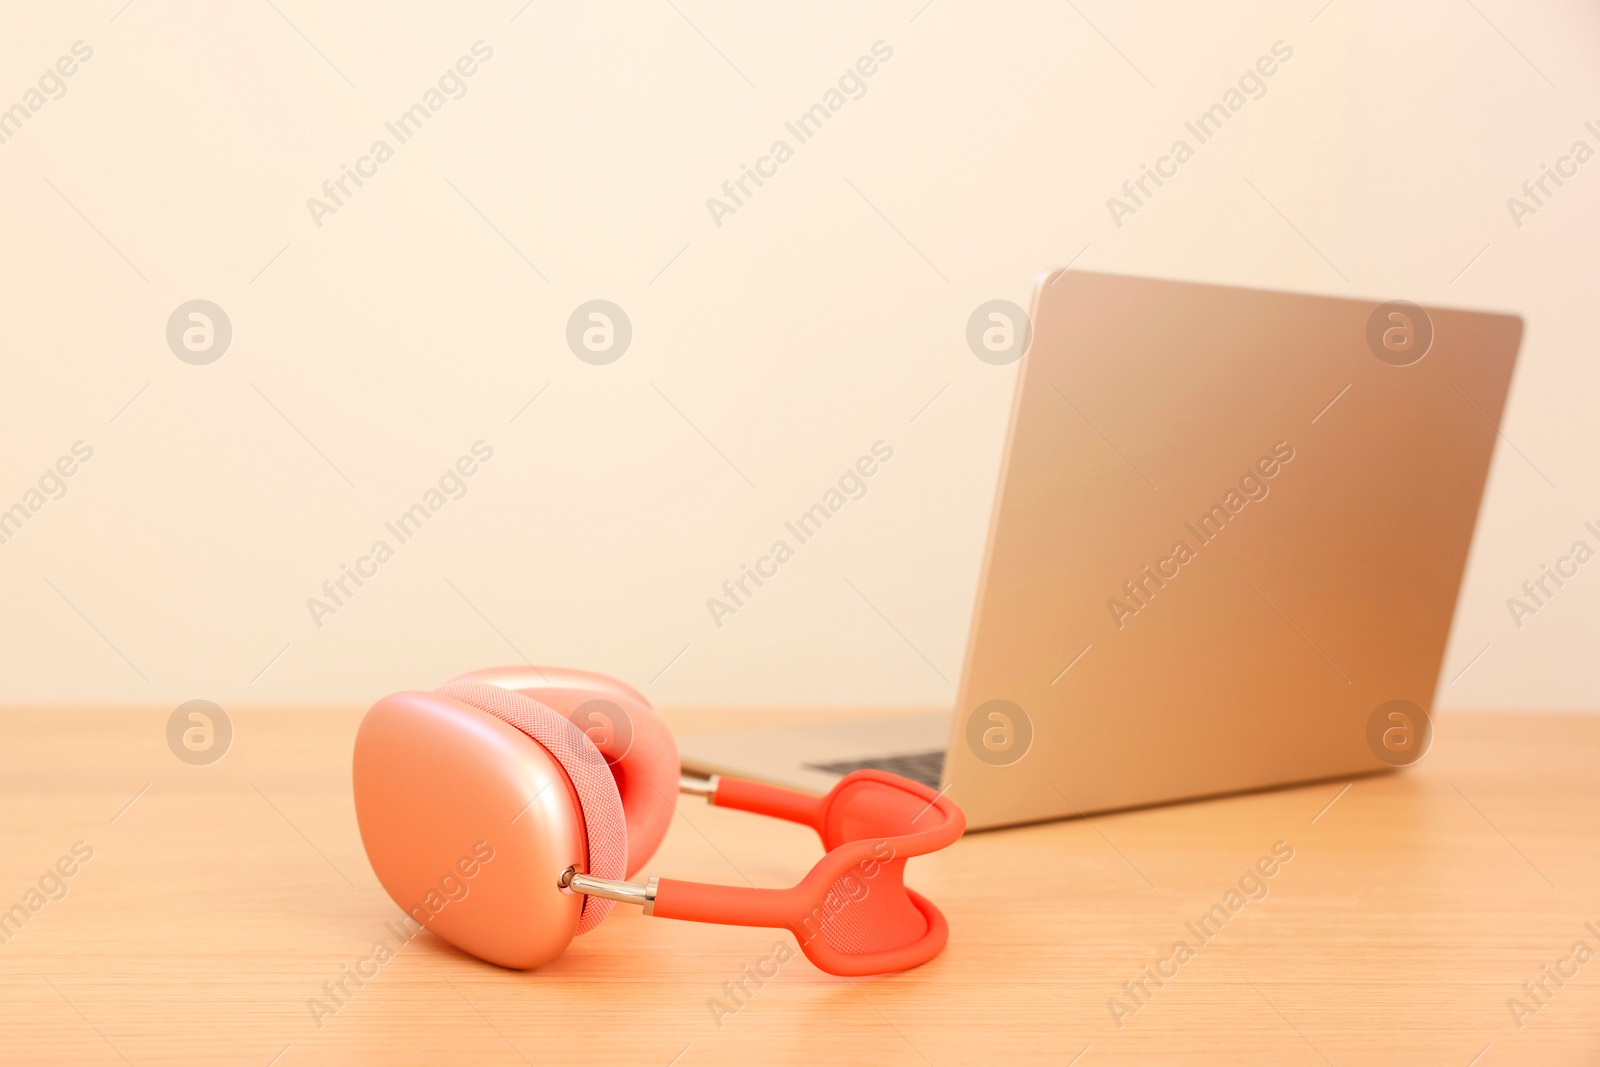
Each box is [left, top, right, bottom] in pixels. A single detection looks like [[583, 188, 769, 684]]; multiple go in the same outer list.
[[0, 706, 1595, 1065]]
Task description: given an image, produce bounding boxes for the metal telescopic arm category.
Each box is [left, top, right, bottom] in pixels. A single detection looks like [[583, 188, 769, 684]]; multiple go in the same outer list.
[[555, 775, 721, 914]]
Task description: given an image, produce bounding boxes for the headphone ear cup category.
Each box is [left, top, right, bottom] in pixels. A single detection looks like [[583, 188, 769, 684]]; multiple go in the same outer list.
[[353, 690, 592, 969], [446, 667, 680, 876], [433, 681, 628, 931]]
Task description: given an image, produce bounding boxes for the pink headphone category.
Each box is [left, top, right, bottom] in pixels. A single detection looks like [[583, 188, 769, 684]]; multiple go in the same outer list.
[[352, 665, 965, 976]]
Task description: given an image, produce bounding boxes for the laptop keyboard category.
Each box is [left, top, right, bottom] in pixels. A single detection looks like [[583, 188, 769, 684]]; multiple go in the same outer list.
[[804, 749, 946, 789]]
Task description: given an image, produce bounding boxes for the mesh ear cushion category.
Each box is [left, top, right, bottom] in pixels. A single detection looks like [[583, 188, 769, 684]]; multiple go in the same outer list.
[[508, 686, 678, 878], [433, 681, 626, 935]]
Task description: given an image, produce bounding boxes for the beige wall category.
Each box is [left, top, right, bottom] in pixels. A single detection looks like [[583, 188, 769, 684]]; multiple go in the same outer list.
[[1, 1, 1596, 710]]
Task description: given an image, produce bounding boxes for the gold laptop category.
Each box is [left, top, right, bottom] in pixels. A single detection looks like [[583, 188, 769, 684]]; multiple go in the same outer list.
[[679, 270, 1523, 830]]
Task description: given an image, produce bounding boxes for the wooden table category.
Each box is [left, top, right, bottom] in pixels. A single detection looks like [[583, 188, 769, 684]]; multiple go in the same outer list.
[[1, 706, 1595, 1066]]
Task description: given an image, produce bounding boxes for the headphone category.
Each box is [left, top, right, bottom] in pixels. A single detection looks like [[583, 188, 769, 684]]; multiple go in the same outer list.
[[352, 665, 965, 976]]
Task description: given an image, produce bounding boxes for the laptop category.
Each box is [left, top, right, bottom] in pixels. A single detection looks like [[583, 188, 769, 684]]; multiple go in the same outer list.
[[679, 270, 1524, 830]]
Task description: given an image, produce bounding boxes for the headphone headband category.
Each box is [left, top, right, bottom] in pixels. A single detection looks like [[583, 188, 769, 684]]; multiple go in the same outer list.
[[562, 770, 965, 976]]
